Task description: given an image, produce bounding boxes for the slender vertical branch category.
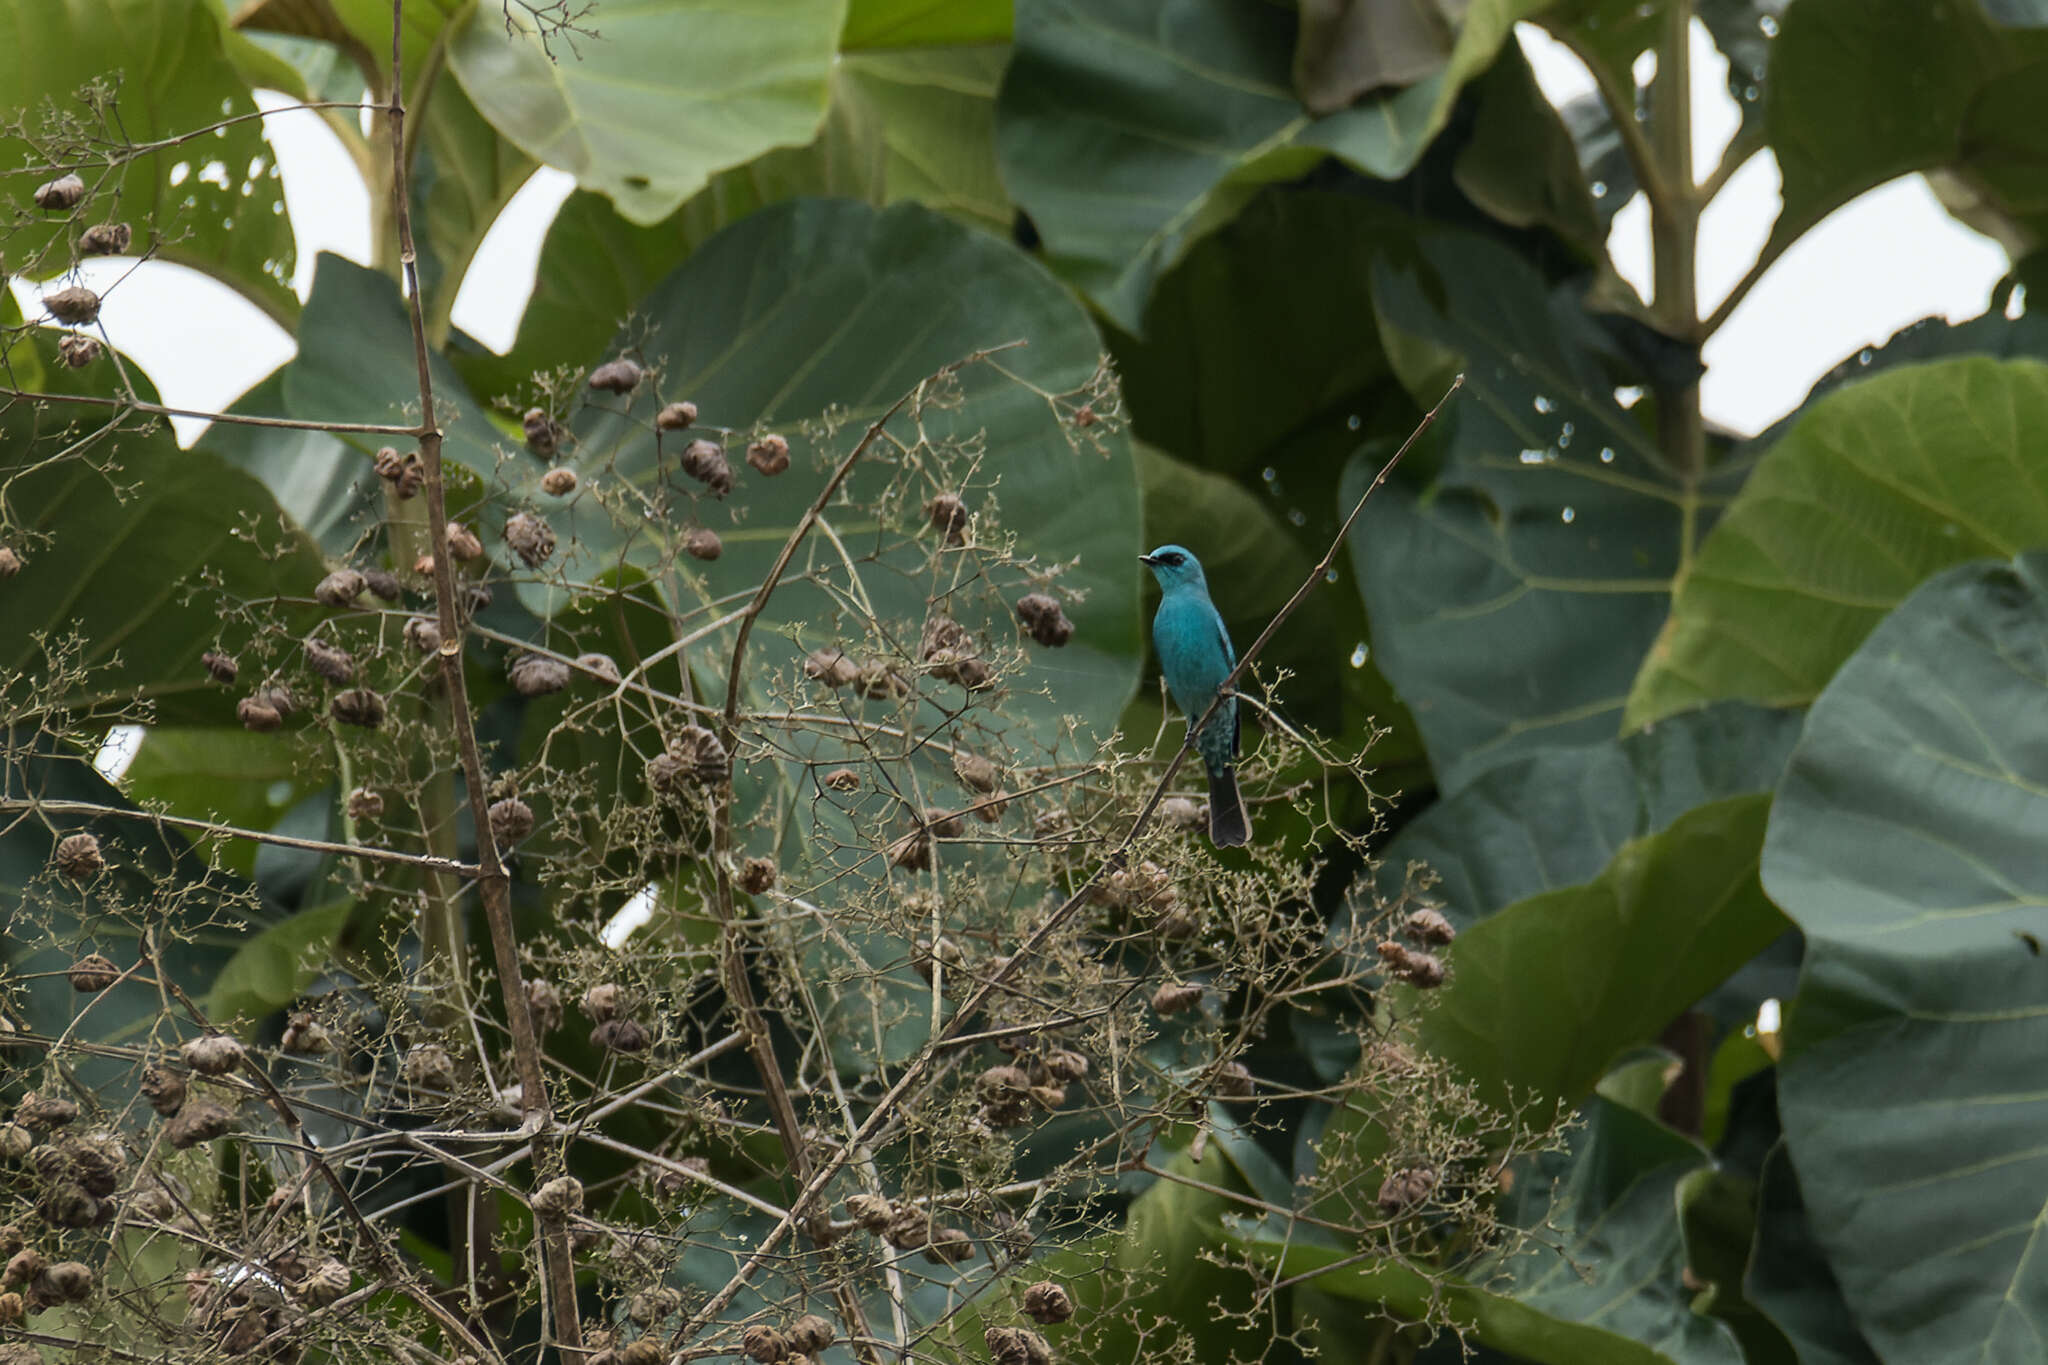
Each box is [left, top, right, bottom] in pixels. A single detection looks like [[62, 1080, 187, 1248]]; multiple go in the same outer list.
[[1648, 0, 1706, 481], [383, 1, 581, 1356]]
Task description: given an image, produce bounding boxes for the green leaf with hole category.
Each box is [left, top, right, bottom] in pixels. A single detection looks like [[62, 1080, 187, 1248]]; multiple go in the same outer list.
[[1764, 551, 2048, 1364], [996, 0, 1549, 332], [445, 0, 846, 225], [0, 0, 296, 320], [1626, 358, 2048, 729]]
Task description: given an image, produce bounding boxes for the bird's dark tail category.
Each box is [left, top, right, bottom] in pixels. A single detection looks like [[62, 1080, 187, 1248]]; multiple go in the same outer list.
[[1206, 764, 1250, 847]]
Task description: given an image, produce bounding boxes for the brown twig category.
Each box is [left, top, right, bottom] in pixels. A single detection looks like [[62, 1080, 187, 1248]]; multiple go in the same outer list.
[[0, 797, 478, 875], [382, 0, 580, 1354]]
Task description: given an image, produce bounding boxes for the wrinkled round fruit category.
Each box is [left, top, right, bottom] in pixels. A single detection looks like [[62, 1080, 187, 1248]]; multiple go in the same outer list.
[[510, 653, 570, 696], [488, 797, 534, 845], [78, 222, 131, 255], [202, 651, 238, 684], [588, 357, 643, 394], [575, 652, 620, 684], [592, 1017, 651, 1053], [746, 434, 790, 476], [33, 174, 86, 211], [236, 695, 282, 732], [738, 856, 777, 895], [541, 466, 578, 496], [655, 400, 697, 431], [686, 527, 722, 561], [0, 547, 19, 577], [346, 787, 384, 822], [404, 616, 442, 654], [303, 637, 354, 684], [331, 688, 387, 728], [314, 568, 366, 607], [67, 954, 118, 992], [57, 334, 100, 368], [444, 522, 484, 562], [680, 439, 733, 496], [523, 407, 562, 457], [182, 1034, 245, 1075], [804, 648, 860, 688], [364, 569, 402, 601], [40, 287, 100, 325], [1015, 593, 1074, 647], [165, 1099, 234, 1149], [926, 493, 968, 545], [53, 833, 105, 881], [1021, 1281, 1073, 1324], [504, 511, 556, 568], [533, 1175, 584, 1219]]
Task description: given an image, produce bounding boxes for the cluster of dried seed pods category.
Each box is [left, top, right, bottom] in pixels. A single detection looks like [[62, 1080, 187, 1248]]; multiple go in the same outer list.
[[1014, 593, 1074, 647]]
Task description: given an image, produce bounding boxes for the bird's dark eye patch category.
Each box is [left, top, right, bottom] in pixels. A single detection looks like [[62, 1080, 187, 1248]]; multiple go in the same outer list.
[[1164, 553, 1184, 565]]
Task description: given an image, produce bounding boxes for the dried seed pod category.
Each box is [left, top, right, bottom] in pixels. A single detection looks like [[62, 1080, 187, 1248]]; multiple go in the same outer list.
[[677, 725, 730, 783], [617, 1340, 665, 1365], [1404, 907, 1455, 945], [346, 787, 384, 822], [627, 1285, 682, 1326], [884, 1207, 932, 1250], [298, 1259, 349, 1308], [804, 648, 860, 688], [78, 221, 131, 255], [373, 446, 426, 498], [1377, 1165, 1438, 1216], [685, 526, 723, 560], [655, 400, 697, 431], [183, 1035, 244, 1076], [504, 511, 556, 567], [66, 1134, 124, 1197], [189, 652, 236, 687], [509, 653, 570, 697], [0, 546, 19, 577], [925, 1226, 975, 1264], [444, 522, 484, 562], [1151, 982, 1202, 1016], [1021, 1280, 1073, 1324], [523, 407, 561, 456], [575, 652, 620, 683], [973, 789, 1009, 822], [928, 646, 993, 689], [854, 661, 908, 700], [405, 1044, 456, 1093], [1039, 1049, 1089, 1083], [488, 796, 534, 845], [0, 1124, 29, 1161], [592, 1017, 650, 1053], [526, 978, 563, 1033], [57, 334, 100, 368], [588, 357, 643, 394], [926, 493, 968, 545], [404, 615, 442, 653], [33, 173, 86, 210], [1159, 796, 1204, 829], [140, 1066, 186, 1116], [924, 807, 964, 839], [330, 688, 387, 728], [53, 833, 104, 881], [844, 1193, 892, 1231], [0, 1291, 20, 1324], [746, 433, 790, 475], [15, 1095, 75, 1134], [952, 751, 1000, 793], [0, 1228, 22, 1259], [532, 1175, 584, 1220], [1015, 593, 1074, 647], [1376, 940, 1445, 989], [315, 568, 366, 607], [645, 750, 686, 793], [41, 286, 100, 325], [985, 1325, 1053, 1365], [68, 954, 117, 992], [235, 694, 282, 732], [888, 829, 931, 872], [911, 935, 963, 984], [823, 767, 860, 792], [280, 1012, 332, 1055], [786, 1315, 834, 1354], [742, 1325, 790, 1362], [34, 1260, 93, 1304], [302, 637, 354, 684], [358, 569, 400, 602], [1029, 1084, 1068, 1111], [541, 466, 578, 496], [165, 1099, 234, 1149], [1212, 1061, 1255, 1098], [3, 1250, 44, 1288], [738, 857, 777, 895], [582, 983, 623, 1022], [978, 1065, 1033, 1099], [680, 439, 732, 495]]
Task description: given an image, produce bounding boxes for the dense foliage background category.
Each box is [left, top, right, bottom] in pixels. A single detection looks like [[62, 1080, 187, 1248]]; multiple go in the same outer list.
[[5, 1, 2048, 1364]]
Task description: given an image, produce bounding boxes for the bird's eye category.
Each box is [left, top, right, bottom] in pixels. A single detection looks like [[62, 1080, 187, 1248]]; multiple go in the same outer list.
[[1165, 553, 1183, 565]]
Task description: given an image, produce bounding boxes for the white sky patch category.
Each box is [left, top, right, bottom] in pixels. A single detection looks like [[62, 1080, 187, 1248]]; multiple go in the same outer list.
[[601, 883, 660, 949], [93, 725, 146, 782]]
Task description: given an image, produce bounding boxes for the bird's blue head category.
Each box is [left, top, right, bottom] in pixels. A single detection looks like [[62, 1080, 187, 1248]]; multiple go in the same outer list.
[[1139, 544, 1210, 594]]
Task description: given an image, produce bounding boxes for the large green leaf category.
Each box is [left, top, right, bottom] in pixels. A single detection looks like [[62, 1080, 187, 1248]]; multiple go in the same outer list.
[[1626, 358, 2048, 729], [840, 45, 1011, 230], [1763, 0, 2048, 260], [202, 366, 379, 557], [1252, 1099, 1744, 1365], [1764, 552, 2048, 1364], [0, 0, 296, 320], [1452, 40, 1604, 255], [841, 0, 1013, 47], [122, 726, 336, 878], [995, 0, 1547, 332], [203, 899, 352, 1024], [1410, 794, 1788, 1114], [1361, 701, 1800, 937], [0, 341, 328, 729], [445, 0, 846, 225], [1745, 1146, 1880, 1365], [1352, 227, 1744, 790]]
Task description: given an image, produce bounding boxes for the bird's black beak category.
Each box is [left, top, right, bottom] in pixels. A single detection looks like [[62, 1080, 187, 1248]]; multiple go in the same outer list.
[[1137, 553, 1160, 566]]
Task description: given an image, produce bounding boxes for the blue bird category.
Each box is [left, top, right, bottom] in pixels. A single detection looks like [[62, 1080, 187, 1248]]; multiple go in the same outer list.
[[1140, 545, 1249, 847]]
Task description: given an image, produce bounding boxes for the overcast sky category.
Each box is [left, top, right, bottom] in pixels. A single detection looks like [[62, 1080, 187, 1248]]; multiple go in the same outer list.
[[13, 20, 2017, 449]]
